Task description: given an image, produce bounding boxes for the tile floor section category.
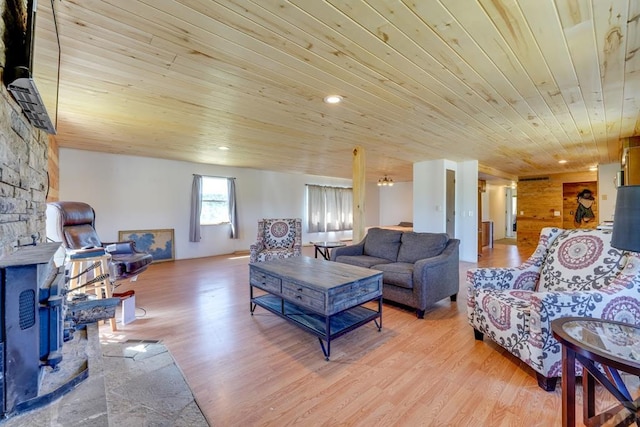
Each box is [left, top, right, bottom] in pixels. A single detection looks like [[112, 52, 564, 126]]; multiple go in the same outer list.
[[3, 324, 208, 426]]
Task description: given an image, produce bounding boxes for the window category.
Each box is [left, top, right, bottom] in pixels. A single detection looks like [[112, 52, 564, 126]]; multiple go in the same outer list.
[[200, 176, 230, 225], [307, 185, 353, 232]]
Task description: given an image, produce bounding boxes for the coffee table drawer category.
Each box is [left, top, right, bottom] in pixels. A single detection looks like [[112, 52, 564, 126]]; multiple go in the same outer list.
[[330, 277, 382, 313], [250, 271, 281, 293], [282, 281, 325, 311]]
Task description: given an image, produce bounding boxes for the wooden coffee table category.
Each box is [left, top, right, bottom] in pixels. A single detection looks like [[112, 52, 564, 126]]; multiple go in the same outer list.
[[250, 256, 382, 360]]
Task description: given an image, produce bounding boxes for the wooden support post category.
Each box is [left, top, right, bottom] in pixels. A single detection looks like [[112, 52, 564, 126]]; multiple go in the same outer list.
[[352, 146, 366, 244]]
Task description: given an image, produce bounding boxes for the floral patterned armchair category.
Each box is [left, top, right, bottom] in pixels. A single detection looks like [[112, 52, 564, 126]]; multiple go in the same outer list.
[[467, 227, 640, 391], [249, 218, 302, 263]]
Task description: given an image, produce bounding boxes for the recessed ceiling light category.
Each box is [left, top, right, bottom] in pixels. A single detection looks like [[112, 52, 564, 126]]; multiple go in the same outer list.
[[589, 166, 598, 171], [218, 146, 229, 151], [558, 160, 567, 164], [323, 95, 343, 104]]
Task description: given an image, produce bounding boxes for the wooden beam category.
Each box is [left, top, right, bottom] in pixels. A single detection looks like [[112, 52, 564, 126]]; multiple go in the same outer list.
[[352, 146, 365, 243]]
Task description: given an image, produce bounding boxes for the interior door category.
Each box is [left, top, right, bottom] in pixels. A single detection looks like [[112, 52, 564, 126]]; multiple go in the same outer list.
[[446, 169, 455, 238]]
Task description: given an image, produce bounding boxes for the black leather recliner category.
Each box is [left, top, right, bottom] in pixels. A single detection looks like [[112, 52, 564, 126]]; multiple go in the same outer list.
[[45, 201, 153, 280]]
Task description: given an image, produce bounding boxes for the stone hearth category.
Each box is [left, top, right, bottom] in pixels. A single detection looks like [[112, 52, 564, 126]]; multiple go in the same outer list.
[[2, 324, 208, 426]]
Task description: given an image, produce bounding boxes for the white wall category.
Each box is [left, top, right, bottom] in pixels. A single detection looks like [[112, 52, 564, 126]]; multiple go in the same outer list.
[[598, 162, 621, 222], [456, 161, 479, 262], [487, 183, 507, 240], [413, 160, 447, 232], [379, 181, 413, 226], [365, 182, 380, 228], [58, 149, 353, 260], [413, 159, 477, 262]]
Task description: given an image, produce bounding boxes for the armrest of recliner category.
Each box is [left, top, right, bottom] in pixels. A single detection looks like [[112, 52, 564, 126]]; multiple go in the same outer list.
[[103, 241, 142, 255]]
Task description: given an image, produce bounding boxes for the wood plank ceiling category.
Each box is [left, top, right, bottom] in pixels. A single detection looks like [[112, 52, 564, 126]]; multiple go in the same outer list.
[[42, 0, 640, 183]]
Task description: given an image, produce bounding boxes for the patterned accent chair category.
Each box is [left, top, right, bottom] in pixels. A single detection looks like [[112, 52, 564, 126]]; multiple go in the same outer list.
[[467, 227, 640, 391], [249, 218, 302, 263]]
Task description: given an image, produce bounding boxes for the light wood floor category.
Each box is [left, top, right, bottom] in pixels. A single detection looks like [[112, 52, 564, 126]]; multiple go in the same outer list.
[[98, 244, 627, 426]]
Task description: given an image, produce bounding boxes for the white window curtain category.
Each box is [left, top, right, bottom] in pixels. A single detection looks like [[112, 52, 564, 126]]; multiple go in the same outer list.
[[307, 185, 352, 232], [189, 174, 203, 242], [336, 187, 353, 231]]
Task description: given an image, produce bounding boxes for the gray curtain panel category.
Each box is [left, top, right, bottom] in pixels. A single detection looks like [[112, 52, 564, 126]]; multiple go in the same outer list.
[[228, 178, 238, 239], [189, 174, 202, 242]]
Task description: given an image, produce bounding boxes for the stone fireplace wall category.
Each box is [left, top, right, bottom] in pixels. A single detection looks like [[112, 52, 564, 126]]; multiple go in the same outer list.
[[0, 0, 50, 259]]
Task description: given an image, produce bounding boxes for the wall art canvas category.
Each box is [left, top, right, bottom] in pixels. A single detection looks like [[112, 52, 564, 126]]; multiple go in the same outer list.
[[118, 228, 175, 263]]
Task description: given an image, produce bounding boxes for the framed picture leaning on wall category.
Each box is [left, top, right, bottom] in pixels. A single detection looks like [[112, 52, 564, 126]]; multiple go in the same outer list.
[[118, 228, 175, 263]]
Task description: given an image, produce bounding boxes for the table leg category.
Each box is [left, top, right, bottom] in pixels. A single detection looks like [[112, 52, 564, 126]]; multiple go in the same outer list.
[[562, 345, 577, 427], [584, 367, 596, 423]]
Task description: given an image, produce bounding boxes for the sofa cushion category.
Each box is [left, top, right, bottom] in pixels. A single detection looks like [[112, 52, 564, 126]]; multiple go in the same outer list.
[[397, 232, 448, 263], [372, 262, 414, 289], [363, 228, 403, 261], [537, 229, 626, 292], [334, 255, 391, 269]]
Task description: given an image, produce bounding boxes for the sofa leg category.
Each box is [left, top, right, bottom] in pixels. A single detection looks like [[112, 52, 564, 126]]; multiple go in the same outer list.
[[450, 293, 457, 302], [536, 373, 558, 391], [416, 309, 425, 319], [473, 329, 484, 341]]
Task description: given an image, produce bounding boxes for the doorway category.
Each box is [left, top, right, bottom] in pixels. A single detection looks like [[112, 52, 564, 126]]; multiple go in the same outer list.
[[446, 169, 455, 238], [505, 186, 517, 238]]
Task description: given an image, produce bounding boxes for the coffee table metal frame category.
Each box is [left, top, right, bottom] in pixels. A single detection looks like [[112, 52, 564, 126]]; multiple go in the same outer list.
[[552, 317, 640, 427], [249, 257, 382, 360]]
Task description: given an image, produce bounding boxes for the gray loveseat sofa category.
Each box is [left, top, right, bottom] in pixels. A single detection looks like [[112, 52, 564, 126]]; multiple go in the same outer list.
[[330, 227, 460, 318]]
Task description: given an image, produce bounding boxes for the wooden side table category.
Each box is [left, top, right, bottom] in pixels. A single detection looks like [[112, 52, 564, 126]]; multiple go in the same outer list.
[[552, 317, 640, 427], [312, 241, 346, 260]]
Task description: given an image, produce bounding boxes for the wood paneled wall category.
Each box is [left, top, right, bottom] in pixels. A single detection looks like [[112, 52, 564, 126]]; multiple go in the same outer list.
[[516, 171, 597, 249]]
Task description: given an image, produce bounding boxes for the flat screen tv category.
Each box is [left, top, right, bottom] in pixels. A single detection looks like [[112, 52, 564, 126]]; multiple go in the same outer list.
[[7, 0, 60, 135]]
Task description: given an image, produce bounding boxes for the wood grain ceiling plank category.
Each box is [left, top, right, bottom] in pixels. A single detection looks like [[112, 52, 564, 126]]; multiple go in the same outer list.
[[58, 0, 540, 176], [200, 3, 524, 152], [57, 0, 154, 45], [620, 1, 640, 142], [477, 0, 581, 153], [124, 0, 476, 147], [195, 0, 510, 146], [517, 0, 597, 148], [592, 0, 629, 160], [154, 0, 524, 165], [318, 0, 530, 146], [555, 0, 609, 159], [364, 0, 552, 149], [437, 0, 572, 162]]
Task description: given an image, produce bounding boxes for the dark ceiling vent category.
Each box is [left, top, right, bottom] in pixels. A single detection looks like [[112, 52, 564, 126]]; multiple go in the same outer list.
[[519, 177, 550, 182]]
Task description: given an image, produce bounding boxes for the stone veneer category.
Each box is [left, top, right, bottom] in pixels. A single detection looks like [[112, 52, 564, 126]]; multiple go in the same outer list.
[[0, 0, 50, 259]]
